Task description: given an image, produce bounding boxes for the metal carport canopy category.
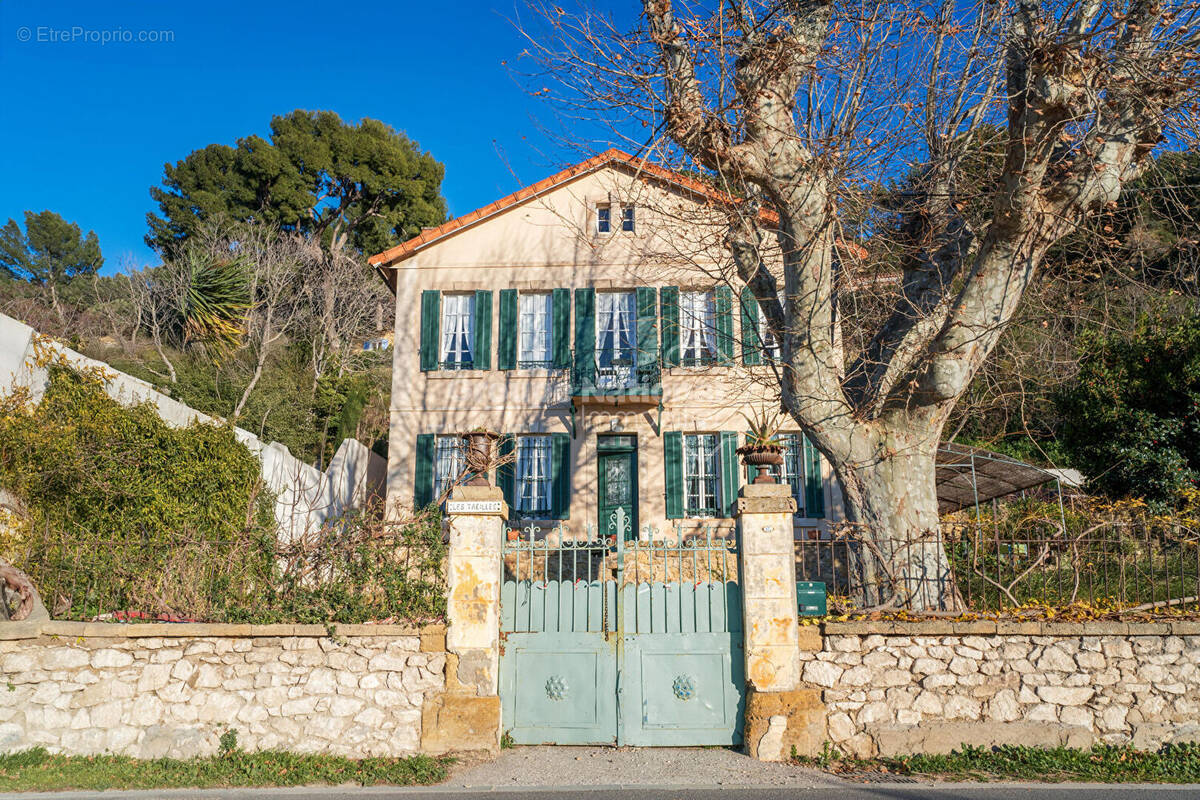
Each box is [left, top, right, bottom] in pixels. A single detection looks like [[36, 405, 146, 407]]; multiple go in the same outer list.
[[935, 441, 1061, 513]]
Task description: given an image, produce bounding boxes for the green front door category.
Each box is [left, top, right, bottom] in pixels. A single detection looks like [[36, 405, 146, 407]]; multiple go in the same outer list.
[[597, 436, 637, 539]]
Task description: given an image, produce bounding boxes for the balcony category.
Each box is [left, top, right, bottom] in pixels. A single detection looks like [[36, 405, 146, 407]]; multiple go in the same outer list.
[[570, 358, 661, 405]]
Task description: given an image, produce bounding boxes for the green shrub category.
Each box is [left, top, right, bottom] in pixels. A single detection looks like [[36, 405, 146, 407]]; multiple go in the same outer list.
[[0, 360, 277, 620], [1055, 313, 1200, 509], [0, 358, 445, 623]]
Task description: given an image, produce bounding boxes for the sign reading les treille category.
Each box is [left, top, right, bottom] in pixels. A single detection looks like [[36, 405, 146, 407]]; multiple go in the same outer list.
[[445, 500, 504, 514]]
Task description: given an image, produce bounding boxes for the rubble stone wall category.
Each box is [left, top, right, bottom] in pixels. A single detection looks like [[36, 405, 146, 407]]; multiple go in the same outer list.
[[0, 622, 446, 758], [800, 621, 1200, 757]]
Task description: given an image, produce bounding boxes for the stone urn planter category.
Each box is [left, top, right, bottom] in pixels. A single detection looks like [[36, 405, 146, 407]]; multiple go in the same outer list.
[[736, 443, 784, 484], [461, 429, 500, 486]]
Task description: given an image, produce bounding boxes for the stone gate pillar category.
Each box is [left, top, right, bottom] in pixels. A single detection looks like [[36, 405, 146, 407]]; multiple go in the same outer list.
[[420, 485, 506, 755], [738, 483, 824, 760]]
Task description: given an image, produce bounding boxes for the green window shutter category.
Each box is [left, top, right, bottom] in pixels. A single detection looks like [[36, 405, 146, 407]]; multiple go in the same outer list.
[[740, 287, 762, 366], [497, 290, 518, 370], [715, 286, 735, 366], [743, 431, 760, 484], [660, 286, 680, 368], [473, 290, 492, 370], [663, 431, 684, 519], [414, 433, 436, 508], [419, 291, 441, 372], [550, 432, 571, 519], [803, 434, 825, 518], [552, 288, 571, 369], [497, 434, 516, 510], [719, 431, 739, 517], [635, 286, 658, 371], [574, 288, 595, 384]]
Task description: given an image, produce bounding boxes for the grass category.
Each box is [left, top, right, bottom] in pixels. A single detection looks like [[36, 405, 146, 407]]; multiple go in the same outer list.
[[796, 743, 1200, 783], [0, 747, 450, 792]]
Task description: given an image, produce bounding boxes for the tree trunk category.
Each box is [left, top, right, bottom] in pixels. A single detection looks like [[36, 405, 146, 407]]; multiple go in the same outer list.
[[234, 350, 266, 419], [834, 433, 962, 612]]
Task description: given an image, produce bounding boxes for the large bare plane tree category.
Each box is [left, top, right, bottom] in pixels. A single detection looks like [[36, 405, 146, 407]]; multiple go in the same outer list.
[[525, 0, 1199, 608]]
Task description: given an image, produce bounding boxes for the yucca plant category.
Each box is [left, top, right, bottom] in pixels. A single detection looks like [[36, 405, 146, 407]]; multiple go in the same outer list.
[[740, 405, 784, 448], [738, 405, 785, 482], [179, 250, 251, 352]]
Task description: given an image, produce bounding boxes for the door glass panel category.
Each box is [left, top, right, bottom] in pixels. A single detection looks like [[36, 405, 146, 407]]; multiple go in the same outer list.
[[603, 456, 632, 507]]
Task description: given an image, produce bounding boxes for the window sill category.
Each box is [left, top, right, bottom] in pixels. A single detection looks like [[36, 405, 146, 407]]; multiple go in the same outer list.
[[427, 370, 486, 380], [665, 365, 725, 375], [502, 368, 567, 379]]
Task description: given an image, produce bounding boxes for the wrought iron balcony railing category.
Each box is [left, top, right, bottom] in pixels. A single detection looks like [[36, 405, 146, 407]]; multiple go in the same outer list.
[[570, 356, 662, 401], [439, 358, 475, 371]]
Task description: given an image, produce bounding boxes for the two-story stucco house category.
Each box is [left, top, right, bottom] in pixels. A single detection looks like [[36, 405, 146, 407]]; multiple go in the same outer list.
[[368, 150, 843, 539]]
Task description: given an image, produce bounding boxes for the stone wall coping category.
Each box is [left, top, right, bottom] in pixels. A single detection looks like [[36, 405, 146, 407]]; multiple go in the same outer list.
[[817, 619, 1200, 636], [0, 620, 444, 641]]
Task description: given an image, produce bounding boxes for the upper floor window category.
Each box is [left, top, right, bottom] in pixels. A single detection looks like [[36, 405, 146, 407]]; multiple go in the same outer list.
[[440, 293, 475, 369], [597, 203, 635, 234], [683, 433, 721, 517], [595, 291, 637, 388], [515, 435, 552, 517], [597, 204, 612, 234], [518, 292, 553, 368], [680, 290, 718, 366], [434, 435, 466, 501]]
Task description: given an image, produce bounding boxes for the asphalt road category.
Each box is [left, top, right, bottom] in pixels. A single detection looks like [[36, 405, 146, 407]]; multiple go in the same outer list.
[[3, 785, 1200, 800]]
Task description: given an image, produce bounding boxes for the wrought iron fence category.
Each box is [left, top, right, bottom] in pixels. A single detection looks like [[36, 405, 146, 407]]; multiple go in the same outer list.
[[15, 505, 448, 623], [502, 521, 739, 586], [501, 520, 740, 635], [794, 504, 1200, 613]]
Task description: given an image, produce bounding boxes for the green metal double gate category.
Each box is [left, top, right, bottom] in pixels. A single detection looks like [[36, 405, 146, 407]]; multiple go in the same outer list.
[[499, 514, 745, 746]]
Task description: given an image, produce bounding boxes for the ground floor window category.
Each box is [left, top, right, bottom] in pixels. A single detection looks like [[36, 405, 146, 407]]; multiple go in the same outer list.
[[779, 433, 804, 511], [769, 433, 825, 519], [683, 433, 721, 517], [515, 435, 552, 516], [433, 435, 465, 500]]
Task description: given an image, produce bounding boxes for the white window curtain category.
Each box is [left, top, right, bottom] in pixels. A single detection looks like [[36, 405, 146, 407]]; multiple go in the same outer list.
[[518, 293, 552, 366], [516, 436, 551, 515], [680, 291, 717, 365], [433, 436, 465, 500], [683, 433, 719, 516], [595, 291, 637, 388], [759, 297, 782, 360], [440, 294, 475, 367]]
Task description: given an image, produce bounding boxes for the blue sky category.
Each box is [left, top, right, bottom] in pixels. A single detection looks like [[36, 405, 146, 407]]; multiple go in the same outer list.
[[0, 1, 610, 270]]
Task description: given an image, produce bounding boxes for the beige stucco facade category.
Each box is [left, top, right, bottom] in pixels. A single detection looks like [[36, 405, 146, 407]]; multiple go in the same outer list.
[[374, 154, 843, 537]]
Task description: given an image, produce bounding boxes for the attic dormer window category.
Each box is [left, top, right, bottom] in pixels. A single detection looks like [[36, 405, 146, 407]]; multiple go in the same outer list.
[[597, 204, 612, 234]]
